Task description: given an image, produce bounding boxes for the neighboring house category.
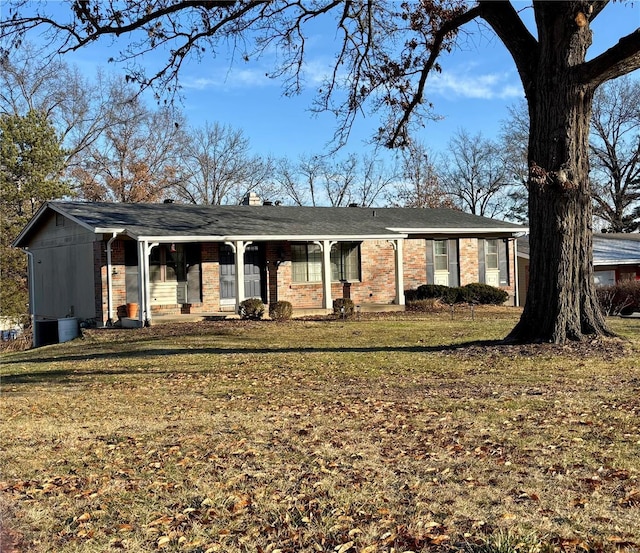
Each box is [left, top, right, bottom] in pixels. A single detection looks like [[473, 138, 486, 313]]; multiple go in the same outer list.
[[13, 198, 526, 336], [517, 233, 640, 306]]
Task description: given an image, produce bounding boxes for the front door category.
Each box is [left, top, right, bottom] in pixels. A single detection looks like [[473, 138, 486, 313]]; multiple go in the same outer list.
[[219, 243, 265, 304], [244, 244, 263, 299], [219, 245, 236, 305]]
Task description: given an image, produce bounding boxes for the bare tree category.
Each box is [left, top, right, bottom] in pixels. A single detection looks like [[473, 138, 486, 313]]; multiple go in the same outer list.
[[440, 130, 512, 218], [356, 153, 398, 207], [2, 1, 640, 343], [499, 100, 530, 223], [274, 154, 330, 206], [175, 122, 270, 205], [274, 152, 394, 207], [324, 154, 358, 207], [501, 79, 640, 230], [0, 43, 111, 170], [388, 141, 455, 208], [590, 76, 640, 232], [73, 81, 185, 202], [273, 157, 310, 206]]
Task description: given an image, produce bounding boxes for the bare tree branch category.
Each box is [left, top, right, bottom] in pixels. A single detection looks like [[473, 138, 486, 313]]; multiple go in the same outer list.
[[578, 28, 640, 87], [477, 1, 538, 93]]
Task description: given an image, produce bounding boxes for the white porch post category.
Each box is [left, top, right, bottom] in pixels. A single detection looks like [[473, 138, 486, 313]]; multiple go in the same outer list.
[[137, 240, 146, 325], [137, 241, 157, 326], [106, 233, 118, 325], [391, 239, 405, 306], [144, 243, 158, 325], [229, 240, 252, 314], [513, 237, 520, 307], [315, 240, 334, 310]]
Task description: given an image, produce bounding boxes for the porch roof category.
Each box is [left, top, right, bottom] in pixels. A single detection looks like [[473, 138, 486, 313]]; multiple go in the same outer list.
[[15, 200, 527, 246]]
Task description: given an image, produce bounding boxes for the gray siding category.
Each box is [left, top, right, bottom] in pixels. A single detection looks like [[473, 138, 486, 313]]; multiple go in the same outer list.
[[28, 212, 98, 321]]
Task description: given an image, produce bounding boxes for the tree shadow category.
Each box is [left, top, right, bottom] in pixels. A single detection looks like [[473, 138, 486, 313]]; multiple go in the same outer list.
[[0, 339, 505, 385]]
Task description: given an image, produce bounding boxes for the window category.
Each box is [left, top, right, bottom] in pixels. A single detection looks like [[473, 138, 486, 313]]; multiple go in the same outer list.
[[594, 270, 615, 287], [292, 242, 361, 283], [149, 244, 184, 283], [485, 239, 499, 270], [292, 243, 322, 282], [434, 240, 449, 271], [427, 239, 459, 287], [331, 242, 361, 282]]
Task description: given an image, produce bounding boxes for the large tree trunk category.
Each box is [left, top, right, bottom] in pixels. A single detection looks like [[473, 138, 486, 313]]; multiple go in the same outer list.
[[506, 3, 612, 344]]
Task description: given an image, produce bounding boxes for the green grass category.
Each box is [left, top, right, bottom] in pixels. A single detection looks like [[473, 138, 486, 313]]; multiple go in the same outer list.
[[1, 310, 639, 552]]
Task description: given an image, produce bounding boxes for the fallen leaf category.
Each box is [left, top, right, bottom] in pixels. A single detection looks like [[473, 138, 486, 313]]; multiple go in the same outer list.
[[335, 542, 354, 553], [428, 534, 450, 545], [75, 512, 91, 523]]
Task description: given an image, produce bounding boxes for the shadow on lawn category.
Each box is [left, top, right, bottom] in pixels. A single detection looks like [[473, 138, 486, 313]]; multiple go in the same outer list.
[[1, 340, 503, 385]]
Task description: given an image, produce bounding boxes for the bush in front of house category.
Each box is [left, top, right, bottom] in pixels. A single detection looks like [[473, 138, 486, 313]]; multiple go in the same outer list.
[[333, 298, 355, 318], [239, 298, 265, 320], [597, 280, 640, 315], [416, 284, 451, 300], [405, 282, 508, 306], [405, 298, 444, 313], [462, 282, 509, 305], [269, 300, 293, 321]]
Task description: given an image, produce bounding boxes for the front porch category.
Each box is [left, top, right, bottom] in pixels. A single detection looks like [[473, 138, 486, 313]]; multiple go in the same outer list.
[[145, 302, 406, 325]]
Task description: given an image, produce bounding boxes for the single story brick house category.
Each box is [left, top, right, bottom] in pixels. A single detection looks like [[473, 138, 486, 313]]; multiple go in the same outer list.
[[517, 233, 640, 306], [14, 199, 527, 331]]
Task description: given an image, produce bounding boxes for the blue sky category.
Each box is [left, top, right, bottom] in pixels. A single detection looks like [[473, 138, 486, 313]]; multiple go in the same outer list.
[[20, 1, 640, 161]]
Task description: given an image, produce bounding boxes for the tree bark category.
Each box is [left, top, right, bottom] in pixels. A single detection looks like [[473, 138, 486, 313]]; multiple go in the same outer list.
[[506, 3, 612, 343]]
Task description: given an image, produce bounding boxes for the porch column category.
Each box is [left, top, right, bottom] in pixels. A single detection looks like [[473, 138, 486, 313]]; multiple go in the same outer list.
[[315, 240, 335, 310], [145, 243, 158, 325], [137, 241, 157, 326], [228, 240, 252, 314], [390, 239, 405, 306], [137, 241, 146, 325]]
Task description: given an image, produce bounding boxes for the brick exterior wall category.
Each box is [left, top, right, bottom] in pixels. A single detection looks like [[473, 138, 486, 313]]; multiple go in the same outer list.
[[403, 239, 427, 291], [94, 236, 518, 322], [356, 240, 396, 304], [459, 238, 479, 285]]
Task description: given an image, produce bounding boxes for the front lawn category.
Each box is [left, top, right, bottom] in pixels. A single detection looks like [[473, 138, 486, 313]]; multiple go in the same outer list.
[[1, 310, 639, 552]]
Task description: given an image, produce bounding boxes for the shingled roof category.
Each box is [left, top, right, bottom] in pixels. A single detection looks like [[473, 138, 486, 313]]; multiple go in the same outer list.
[[15, 200, 527, 246], [517, 233, 640, 265]]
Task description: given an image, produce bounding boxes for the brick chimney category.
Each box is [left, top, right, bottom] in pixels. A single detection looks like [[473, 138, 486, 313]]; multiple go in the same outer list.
[[241, 192, 261, 206]]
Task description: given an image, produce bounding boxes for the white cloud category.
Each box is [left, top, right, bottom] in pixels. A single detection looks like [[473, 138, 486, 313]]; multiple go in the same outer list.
[[181, 54, 336, 91], [180, 57, 522, 103], [430, 67, 523, 100], [181, 66, 275, 90]]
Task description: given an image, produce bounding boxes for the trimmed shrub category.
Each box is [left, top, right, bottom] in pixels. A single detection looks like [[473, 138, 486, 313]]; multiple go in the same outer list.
[[462, 282, 509, 305], [416, 284, 450, 300], [405, 282, 508, 306], [597, 280, 640, 315], [269, 300, 293, 321], [404, 288, 420, 302], [333, 298, 355, 318], [406, 298, 442, 313], [238, 298, 265, 320], [441, 286, 464, 305]]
